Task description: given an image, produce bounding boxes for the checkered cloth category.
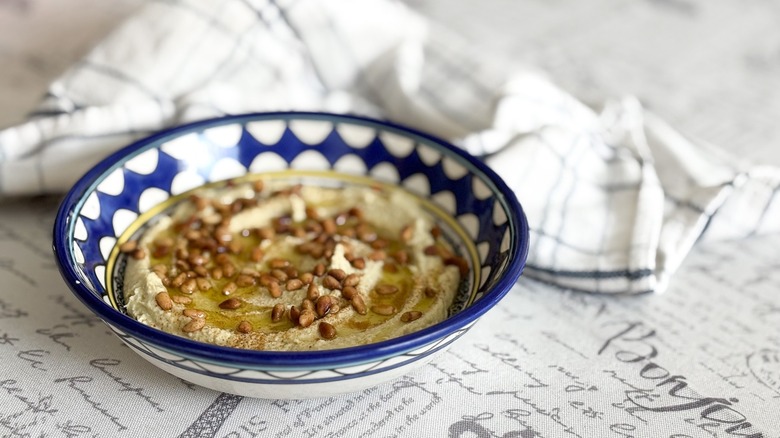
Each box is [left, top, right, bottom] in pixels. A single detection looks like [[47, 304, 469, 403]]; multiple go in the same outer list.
[[1, 0, 778, 294]]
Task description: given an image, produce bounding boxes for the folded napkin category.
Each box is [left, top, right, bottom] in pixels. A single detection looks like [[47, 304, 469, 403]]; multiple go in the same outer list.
[[2, 0, 778, 294]]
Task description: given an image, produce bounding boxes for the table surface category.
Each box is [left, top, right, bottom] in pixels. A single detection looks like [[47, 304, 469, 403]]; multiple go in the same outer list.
[[1, 1, 779, 437]]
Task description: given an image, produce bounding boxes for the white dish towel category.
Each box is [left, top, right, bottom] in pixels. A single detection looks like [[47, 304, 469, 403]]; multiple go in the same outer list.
[[1, 0, 778, 294]]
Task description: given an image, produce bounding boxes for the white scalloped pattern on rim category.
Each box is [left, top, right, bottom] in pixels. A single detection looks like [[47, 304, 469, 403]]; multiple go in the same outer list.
[[380, 131, 415, 158], [161, 133, 201, 160], [125, 148, 159, 175], [99, 236, 116, 262], [290, 150, 331, 171], [80, 192, 101, 220], [416, 144, 442, 166], [500, 229, 511, 253], [457, 213, 480, 241], [112, 209, 138, 238], [442, 156, 469, 180], [472, 177, 492, 200], [369, 162, 400, 184], [493, 200, 508, 226], [138, 187, 170, 213], [479, 265, 492, 289], [97, 169, 125, 196], [203, 124, 242, 148], [288, 120, 333, 145], [170, 171, 206, 195], [431, 190, 457, 215], [333, 154, 368, 175], [401, 173, 430, 196], [249, 151, 288, 173], [208, 157, 247, 182], [73, 244, 85, 264], [94, 265, 106, 289], [73, 217, 88, 241], [336, 123, 375, 149], [245, 120, 287, 145], [477, 241, 490, 264]]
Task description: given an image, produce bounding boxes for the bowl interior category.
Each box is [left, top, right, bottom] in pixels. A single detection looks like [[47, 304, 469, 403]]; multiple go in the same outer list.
[[55, 112, 527, 364]]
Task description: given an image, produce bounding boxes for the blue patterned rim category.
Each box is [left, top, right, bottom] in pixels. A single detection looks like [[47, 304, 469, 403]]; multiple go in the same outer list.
[[53, 112, 529, 370]]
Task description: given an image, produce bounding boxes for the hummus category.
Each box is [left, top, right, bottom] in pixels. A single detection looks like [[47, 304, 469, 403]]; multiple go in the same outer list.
[[122, 176, 466, 351]]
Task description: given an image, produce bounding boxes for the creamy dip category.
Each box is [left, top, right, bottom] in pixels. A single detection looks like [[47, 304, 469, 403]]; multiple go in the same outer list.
[[121, 177, 466, 351]]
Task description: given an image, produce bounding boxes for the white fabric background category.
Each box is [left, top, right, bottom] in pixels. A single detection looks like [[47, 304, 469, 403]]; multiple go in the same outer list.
[[2, 0, 778, 295], [1, 1, 779, 437]]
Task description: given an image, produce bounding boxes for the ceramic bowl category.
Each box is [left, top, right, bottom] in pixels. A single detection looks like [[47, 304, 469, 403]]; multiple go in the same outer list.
[[53, 112, 529, 399]]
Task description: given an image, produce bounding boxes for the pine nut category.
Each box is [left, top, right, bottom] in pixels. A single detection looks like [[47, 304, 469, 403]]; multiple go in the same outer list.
[[183, 309, 205, 318], [119, 241, 137, 253], [251, 247, 264, 262], [171, 272, 187, 287], [196, 278, 211, 291], [269, 281, 282, 298], [236, 274, 256, 287], [171, 295, 192, 304], [322, 218, 337, 234], [393, 250, 409, 265], [228, 241, 243, 254], [323, 275, 341, 290], [155, 292, 172, 310], [307, 282, 320, 300], [305, 206, 319, 220], [259, 274, 277, 287], [289, 306, 300, 324], [327, 269, 347, 281], [342, 274, 360, 287], [219, 298, 241, 310], [319, 322, 336, 339], [401, 311, 422, 322], [316, 295, 332, 318], [375, 284, 399, 295], [286, 279, 303, 291], [269, 258, 290, 269], [237, 320, 253, 333], [222, 281, 237, 295], [446, 255, 470, 276], [298, 309, 316, 328], [341, 286, 358, 300], [400, 224, 413, 242], [271, 304, 285, 322], [368, 250, 385, 261], [371, 305, 396, 316], [180, 279, 197, 294], [222, 262, 236, 278], [351, 295, 367, 315], [270, 269, 288, 282], [182, 317, 205, 332]]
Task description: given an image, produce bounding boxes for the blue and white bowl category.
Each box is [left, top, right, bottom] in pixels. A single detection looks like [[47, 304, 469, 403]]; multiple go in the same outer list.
[[53, 112, 529, 399]]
